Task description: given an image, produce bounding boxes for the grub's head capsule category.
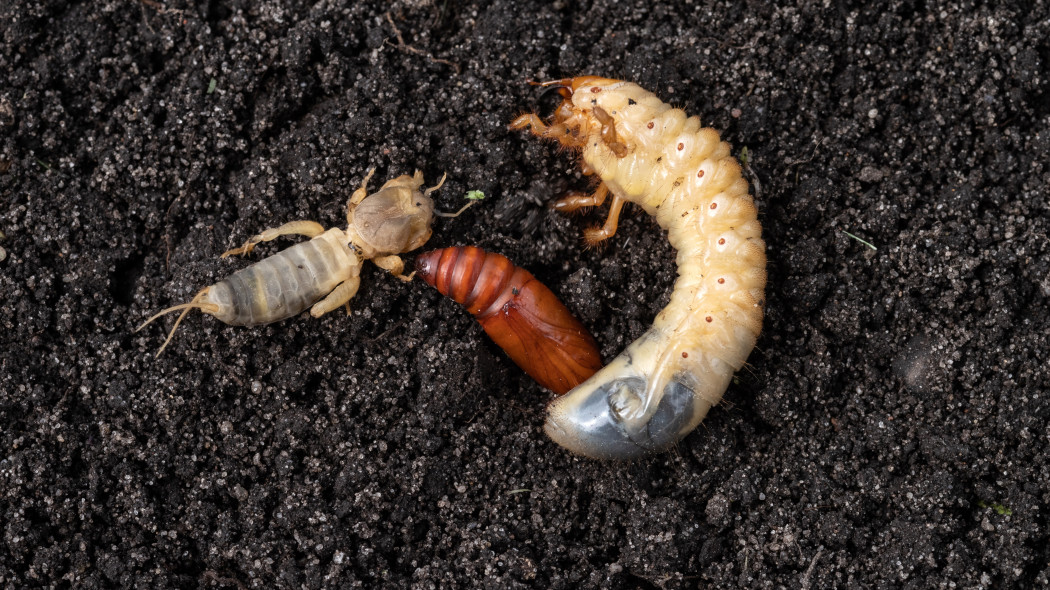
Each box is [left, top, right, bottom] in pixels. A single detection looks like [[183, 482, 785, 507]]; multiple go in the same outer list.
[[543, 363, 697, 460]]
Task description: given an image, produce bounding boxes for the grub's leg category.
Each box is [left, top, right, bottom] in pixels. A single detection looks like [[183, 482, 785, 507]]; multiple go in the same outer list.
[[509, 113, 549, 136], [552, 183, 609, 214], [346, 167, 378, 216], [583, 194, 626, 245], [547, 101, 579, 141], [221, 221, 326, 258], [593, 106, 628, 158], [310, 277, 361, 318], [373, 255, 414, 281], [512, 101, 584, 149]]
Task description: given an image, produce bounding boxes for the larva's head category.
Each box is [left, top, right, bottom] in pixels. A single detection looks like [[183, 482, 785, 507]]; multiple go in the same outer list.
[[566, 76, 623, 93], [534, 76, 622, 96], [543, 361, 698, 460], [534, 77, 627, 113], [521, 76, 637, 157]]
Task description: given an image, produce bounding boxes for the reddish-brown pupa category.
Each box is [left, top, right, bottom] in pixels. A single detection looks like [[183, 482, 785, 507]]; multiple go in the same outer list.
[[415, 246, 602, 395]]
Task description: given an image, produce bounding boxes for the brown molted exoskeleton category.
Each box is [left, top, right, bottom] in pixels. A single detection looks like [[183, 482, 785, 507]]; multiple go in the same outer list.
[[138, 169, 457, 357]]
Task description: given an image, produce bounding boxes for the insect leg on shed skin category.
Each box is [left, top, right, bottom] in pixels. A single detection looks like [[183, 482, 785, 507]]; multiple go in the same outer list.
[[219, 220, 327, 258]]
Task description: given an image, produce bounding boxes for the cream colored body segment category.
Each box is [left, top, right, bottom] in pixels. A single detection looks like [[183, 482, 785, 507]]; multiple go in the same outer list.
[[512, 77, 766, 459]]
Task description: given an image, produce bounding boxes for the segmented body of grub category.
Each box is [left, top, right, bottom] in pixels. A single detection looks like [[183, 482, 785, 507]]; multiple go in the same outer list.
[[511, 77, 766, 459]]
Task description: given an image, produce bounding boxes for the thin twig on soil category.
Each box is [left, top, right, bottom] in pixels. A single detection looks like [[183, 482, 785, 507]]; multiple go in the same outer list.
[[384, 12, 461, 74], [799, 547, 824, 590]]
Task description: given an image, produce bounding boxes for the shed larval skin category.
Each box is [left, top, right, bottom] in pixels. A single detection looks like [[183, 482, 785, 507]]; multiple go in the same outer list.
[[138, 170, 446, 356], [511, 77, 766, 460]]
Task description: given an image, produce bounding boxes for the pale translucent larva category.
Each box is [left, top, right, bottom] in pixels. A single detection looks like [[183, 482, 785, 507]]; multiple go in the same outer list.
[[511, 76, 766, 460]]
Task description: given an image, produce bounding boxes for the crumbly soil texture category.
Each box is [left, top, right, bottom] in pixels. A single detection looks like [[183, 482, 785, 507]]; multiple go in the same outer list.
[[3, 1, 1050, 588]]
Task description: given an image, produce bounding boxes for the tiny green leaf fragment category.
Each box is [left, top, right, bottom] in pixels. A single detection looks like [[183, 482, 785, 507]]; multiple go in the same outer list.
[[978, 500, 1013, 516], [842, 230, 877, 251], [739, 146, 750, 166], [465, 190, 485, 201], [207, 78, 217, 94]]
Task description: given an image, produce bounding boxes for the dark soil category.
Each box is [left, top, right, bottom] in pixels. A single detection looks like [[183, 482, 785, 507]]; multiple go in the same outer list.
[[3, 1, 1050, 587]]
